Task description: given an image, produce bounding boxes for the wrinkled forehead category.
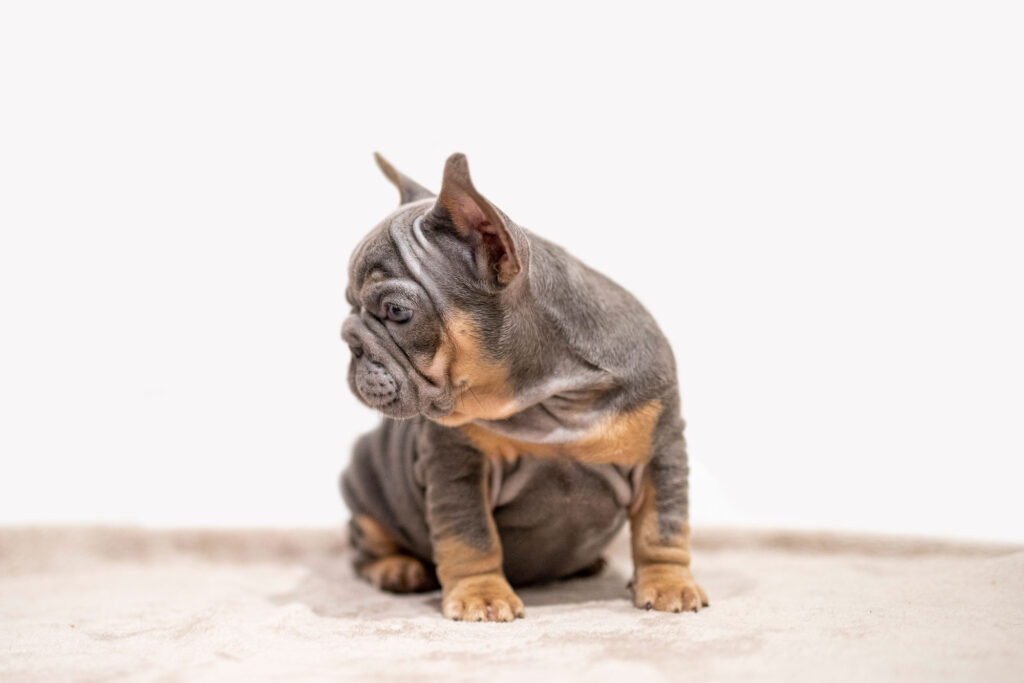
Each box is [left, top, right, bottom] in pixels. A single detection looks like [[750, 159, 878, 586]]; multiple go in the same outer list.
[[346, 201, 445, 305], [347, 222, 404, 295]]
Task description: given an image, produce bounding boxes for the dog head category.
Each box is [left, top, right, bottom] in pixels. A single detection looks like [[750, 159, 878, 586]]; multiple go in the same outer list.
[[341, 153, 531, 424]]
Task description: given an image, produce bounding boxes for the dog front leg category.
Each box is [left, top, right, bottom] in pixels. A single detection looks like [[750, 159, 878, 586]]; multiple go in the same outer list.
[[419, 436, 524, 622], [629, 422, 709, 613]]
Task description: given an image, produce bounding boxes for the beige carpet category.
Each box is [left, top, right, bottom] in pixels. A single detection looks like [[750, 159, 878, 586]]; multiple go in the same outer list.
[[1, 527, 1022, 682]]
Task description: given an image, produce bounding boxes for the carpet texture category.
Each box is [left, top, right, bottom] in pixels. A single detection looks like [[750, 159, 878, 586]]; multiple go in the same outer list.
[[1, 526, 1021, 682]]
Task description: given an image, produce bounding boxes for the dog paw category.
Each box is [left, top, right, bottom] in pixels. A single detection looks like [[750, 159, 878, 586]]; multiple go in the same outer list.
[[631, 564, 709, 613], [359, 555, 437, 594], [442, 574, 525, 622]]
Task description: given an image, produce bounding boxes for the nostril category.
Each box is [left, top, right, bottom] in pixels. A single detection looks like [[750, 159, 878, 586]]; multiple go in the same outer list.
[[350, 344, 363, 359]]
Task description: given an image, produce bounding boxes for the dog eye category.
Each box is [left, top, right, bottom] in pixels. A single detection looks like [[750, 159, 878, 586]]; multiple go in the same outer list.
[[385, 303, 412, 323]]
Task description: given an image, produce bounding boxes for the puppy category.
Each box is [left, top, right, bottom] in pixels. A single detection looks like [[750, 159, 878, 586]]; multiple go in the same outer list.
[[340, 153, 707, 621]]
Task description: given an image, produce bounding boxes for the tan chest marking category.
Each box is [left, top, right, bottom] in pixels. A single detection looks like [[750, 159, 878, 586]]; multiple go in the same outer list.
[[460, 399, 662, 466]]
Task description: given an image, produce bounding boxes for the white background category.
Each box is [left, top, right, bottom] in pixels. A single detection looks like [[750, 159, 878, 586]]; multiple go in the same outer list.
[[1, 1, 1022, 541]]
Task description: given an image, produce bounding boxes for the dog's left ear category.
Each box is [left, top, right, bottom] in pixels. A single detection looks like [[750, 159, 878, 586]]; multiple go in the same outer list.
[[431, 153, 523, 285], [374, 152, 435, 205]]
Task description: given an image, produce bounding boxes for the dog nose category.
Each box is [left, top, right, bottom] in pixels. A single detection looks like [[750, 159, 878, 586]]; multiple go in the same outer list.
[[355, 360, 398, 406]]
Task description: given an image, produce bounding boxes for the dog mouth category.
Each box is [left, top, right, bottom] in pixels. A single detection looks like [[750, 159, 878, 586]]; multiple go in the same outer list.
[[344, 337, 399, 406], [353, 359, 399, 404], [342, 318, 456, 420], [371, 394, 404, 418], [349, 357, 454, 420]]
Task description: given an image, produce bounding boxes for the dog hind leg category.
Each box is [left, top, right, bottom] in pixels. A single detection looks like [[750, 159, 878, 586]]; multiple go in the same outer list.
[[349, 515, 439, 594]]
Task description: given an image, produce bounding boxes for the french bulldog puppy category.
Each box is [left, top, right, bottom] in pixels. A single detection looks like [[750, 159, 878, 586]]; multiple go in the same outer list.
[[340, 153, 707, 621]]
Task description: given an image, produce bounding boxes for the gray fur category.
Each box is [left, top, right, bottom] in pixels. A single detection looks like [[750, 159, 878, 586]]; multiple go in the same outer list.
[[340, 153, 691, 584], [342, 416, 635, 585]]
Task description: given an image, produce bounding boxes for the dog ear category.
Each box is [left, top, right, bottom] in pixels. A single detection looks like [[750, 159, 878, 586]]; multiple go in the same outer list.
[[374, 152, 435, 205], [431, 153, 523, 285]]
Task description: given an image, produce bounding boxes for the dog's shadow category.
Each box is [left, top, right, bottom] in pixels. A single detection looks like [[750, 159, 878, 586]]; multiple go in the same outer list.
[[272, 547, 631, 621], [517, 566, 631, 607]]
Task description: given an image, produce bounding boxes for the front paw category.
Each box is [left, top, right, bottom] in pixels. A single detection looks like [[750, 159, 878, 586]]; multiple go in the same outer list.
[[442, 574, 525, 622], [631, 564, 709, 613]]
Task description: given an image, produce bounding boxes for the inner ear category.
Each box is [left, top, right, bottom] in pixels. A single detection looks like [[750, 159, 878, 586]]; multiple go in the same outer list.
[[449, 193, 490, 233], [433, 153, 521, 284]]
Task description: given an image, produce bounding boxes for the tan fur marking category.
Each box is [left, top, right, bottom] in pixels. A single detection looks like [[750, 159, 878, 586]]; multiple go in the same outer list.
[[419, 333, 452, 386], [430, 463, 523, 621], [353, 515, 400, 558], [629, 477, 691, 567], [435, 535, 522, 623], [353, 516, 438, 594], [441, 572, 524, 622], [459, 399, 663, 465], [433, 535, 504, 587], [359, 555, 435, 594], [628, 475, 708, 612], [431, 310, 519, 426]]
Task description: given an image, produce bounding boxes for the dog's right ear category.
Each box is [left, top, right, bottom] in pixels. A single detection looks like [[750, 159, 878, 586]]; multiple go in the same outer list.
[[374, 152, 435, 205]]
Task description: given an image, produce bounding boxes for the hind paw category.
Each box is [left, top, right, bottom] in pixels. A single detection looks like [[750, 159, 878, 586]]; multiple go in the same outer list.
[[359, 555, 437, 594]]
